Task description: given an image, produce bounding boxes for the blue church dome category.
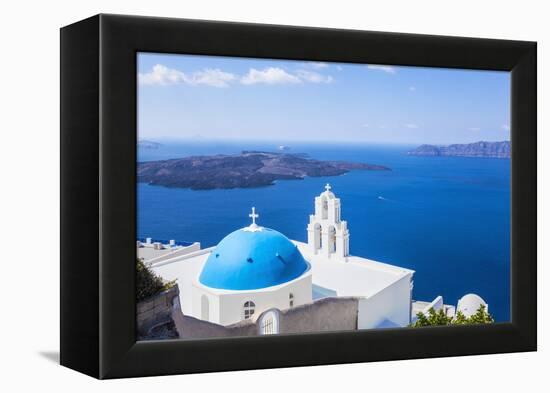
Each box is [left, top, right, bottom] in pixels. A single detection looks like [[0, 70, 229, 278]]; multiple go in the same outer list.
[[199, 222, 309, 291]]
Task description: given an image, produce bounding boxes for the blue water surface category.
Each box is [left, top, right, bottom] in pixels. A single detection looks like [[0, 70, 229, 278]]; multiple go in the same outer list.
[[138, 141, 510, 322]]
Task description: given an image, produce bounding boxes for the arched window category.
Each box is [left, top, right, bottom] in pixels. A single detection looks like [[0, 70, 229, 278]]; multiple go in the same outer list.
[[289, 293, 294, 308], [328, 225, 336, 253], [322, 198, 328, 219], [314, 223, 322, 250], [243, 301, 255, 320]]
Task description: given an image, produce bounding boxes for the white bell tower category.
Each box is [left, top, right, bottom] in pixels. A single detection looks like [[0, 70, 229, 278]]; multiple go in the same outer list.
[[307, 184, 350, 260]]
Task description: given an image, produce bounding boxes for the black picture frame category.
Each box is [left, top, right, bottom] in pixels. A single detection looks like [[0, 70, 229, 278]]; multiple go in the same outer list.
[[60, 14, 537, 379]]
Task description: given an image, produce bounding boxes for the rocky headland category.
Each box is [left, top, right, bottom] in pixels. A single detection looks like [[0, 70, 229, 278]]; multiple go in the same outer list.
[[138, 151, 390, 190], [408, 141, 510, 158]]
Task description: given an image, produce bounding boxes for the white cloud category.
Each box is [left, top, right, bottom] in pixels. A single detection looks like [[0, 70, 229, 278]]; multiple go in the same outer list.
[[241, 67, 302, 85], [307, 62, 329, 69], [362, 124, 370, 128], [501, 124, 510, 131], [140, 64, 334, 88], [366, 64, 397, 74], [191, 68, 236, 87], [139, 64, 187, 86], [409, 86, 416, 91], [336, 66, 343, 71], [405, 123, 419, 129], [295, 70, 333, 84], [138, 64, 236, 87], [468, 127, 481, 131]]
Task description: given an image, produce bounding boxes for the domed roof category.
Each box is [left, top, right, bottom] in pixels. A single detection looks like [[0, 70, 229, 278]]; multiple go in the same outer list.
[[199, 225, 308, 291], [457, 293, 487, 317]]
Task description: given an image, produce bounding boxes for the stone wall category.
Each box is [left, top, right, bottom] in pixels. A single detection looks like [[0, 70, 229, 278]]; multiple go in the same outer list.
[[172, 311, 257, 339], [137, 285, 180, 340], [278, 296, 358, 334]]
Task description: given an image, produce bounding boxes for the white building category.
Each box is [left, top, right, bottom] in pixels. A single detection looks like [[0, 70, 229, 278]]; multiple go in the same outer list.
[[457, 293, 489, 317], [141, 184, 416, 333]]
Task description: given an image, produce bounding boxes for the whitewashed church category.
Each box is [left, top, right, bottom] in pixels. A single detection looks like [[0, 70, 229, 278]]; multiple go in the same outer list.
[[139, 184, 417, 334]]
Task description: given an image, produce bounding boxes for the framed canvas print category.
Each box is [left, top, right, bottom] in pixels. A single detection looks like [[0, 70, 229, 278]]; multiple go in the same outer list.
[[60, 14, 536, 379]]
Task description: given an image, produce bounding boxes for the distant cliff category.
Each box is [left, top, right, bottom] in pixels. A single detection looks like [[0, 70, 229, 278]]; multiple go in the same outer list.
[[138, 151, 390, 190], [408, 141, 510, 158], [138, 140, 162, 149]]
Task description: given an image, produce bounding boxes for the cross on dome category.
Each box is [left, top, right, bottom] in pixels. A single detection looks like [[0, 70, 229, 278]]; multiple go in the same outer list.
[[244, 206, 263, 232], [325, 183, 332, 192], [249, 207, 259, 225]]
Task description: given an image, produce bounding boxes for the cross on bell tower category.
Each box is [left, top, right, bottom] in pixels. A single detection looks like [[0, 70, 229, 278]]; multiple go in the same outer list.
[[325, 183, 332, 192]]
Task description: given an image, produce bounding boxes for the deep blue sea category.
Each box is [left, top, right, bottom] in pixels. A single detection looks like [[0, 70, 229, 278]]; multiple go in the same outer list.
[[138, 141, 510, 322]]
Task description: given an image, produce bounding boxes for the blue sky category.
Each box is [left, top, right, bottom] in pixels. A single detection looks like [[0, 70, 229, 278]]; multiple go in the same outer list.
[[138, 52, 510, 145]]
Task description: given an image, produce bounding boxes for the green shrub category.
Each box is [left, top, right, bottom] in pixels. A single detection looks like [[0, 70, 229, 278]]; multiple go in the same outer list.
[[412, 307, 453, 327], [136, 259, 176, 302], [466, 304, 494, 324], [411, 304, 494, 327]]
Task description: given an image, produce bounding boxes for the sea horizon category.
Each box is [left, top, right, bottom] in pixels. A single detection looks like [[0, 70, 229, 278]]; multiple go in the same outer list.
[[139, 136, 510, 147]]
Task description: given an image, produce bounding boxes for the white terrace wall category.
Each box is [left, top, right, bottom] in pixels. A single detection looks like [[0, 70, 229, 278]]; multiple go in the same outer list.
[[357, 274, 412, 329], [145, 242, 201, 265]]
